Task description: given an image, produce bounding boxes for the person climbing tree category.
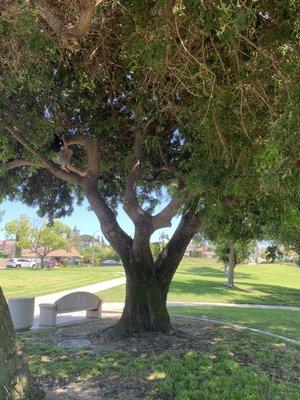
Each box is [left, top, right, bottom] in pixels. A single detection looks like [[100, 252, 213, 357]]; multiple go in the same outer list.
[[52, 133, 87, 177]]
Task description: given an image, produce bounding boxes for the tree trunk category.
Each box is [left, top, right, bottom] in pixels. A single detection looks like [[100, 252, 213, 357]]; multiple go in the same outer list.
[[117, 266, 171, 333], [0, 288, 44, 400], [226, 246, 236, 288], [86, 186, 203, 334], [40, 256, 45, 269], [116, 223, 172, 333]]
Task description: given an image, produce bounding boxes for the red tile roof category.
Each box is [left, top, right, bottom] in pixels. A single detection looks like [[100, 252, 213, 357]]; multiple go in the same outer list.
[[22, 246, 81, 258]]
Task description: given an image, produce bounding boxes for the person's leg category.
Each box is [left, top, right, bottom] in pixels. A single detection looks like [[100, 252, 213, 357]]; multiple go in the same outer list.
[[59, 148, 87, 177], [66, 164, 87, 177]]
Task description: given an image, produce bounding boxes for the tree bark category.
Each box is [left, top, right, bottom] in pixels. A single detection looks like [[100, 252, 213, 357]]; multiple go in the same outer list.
[[226, 246, 236, 288], [113, 221, 171, 333], [117, 263, 172, 333], [112, 211, 202, 333], [0, 288, 44, 400]]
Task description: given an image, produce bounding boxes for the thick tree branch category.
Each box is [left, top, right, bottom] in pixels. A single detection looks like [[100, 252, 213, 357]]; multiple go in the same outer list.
[[36, 0, 99, 51], [70, 0, 98, 39], [155, 207, 203, 293], [36, 0, 77, 51], [123, 137, 150, 223], [152, 195, 183, 230], [3, 124, 83, 186], [84, 181, 133, 261], [4, 160, 42, 171]]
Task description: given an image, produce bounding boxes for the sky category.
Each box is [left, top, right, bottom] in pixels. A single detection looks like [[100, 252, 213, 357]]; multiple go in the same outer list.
[[0, 199, 180, 243]]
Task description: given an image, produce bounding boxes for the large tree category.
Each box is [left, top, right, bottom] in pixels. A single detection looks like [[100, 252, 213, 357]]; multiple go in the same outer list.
[[0, 0, 299, 332]]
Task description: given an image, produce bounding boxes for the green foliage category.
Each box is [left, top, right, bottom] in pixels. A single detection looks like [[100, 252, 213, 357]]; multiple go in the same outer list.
[[79, 245, 119, 265], [264, 209, 300, 257], [266, 245, 284, 263], [150, 242, 163, 259], [0, 0, 298, 257], [5, 215, 71, 259], [189, 250, 202, 258], [214, 239, 254, 267]]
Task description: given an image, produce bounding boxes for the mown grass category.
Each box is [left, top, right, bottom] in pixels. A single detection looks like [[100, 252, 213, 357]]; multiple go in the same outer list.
[[0, 266, 124, 298], [19, 319, 300, 400], [98, 258, 300, 306], [170, 306, 300, 341]]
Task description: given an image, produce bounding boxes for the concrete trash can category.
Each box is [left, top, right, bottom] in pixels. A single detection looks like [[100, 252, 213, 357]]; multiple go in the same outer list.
[[8, 297, 35, 331]]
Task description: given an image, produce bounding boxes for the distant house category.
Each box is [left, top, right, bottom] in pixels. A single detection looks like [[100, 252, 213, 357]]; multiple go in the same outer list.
[[22, 246, 82, 265], [184, 241, 216, 259], [0, 240, 15, 257]]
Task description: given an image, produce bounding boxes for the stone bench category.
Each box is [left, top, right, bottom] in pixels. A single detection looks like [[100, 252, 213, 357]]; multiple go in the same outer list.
[[39, 291, 102, 326]]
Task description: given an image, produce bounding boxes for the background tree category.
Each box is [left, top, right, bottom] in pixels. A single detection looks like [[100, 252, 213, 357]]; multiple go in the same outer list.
[[265, 244, 283, 263], [5, 216, 71, 268], [79, 244, 119, 265], [0, 0, 299, 333], [200, 197, 262, 287], [214, 238, 255, 287], [264, 208, 300, 264]]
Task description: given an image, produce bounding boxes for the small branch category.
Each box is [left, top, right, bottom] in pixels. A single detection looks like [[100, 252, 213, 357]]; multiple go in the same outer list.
[[212, 112, 230, 167], [157, 142, 184, 189]]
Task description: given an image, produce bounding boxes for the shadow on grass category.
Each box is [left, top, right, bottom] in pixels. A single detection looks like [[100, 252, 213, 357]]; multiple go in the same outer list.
[[177, 266, 253, 280], [169, 279, 300, 306]]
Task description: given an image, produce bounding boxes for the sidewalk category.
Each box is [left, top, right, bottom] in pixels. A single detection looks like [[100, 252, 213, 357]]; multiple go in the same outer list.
[[33, 288, 300, 329]]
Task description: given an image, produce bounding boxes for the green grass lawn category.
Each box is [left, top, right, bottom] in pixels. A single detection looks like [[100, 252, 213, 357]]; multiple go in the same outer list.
[[19, 318, 300, 400], [98, 258, 300, 306], [0, 266, 124, 298], [170, 306, 300, 341]]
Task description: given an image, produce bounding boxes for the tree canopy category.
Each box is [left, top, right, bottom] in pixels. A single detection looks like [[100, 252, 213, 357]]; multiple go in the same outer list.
[[0, 0, 299, 212], [0, 0, 299, 332]]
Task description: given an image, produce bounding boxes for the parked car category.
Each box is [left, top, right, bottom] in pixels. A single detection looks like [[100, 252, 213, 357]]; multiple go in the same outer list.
[[101, 259, 121, 266], [6, 258, 35, 268]]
